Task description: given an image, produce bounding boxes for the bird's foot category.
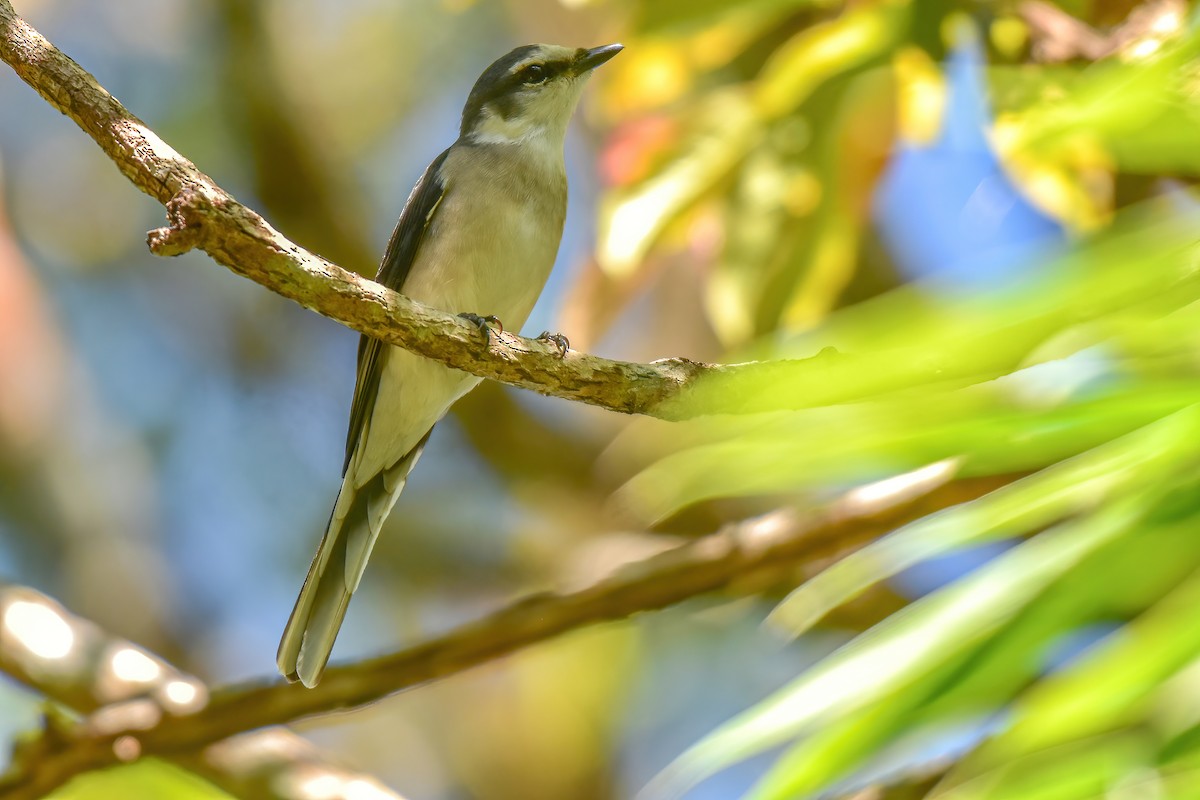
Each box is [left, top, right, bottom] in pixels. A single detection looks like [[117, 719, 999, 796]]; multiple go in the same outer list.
[[536, 331, 570, 359], [458, 312, 504, 342]]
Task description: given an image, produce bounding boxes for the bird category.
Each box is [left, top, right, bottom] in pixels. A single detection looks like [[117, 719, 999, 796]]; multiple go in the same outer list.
[[277, 43, 624, 688]]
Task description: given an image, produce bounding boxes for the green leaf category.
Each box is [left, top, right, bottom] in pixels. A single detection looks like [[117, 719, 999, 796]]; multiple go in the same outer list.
[[767, 406, 1200, 636], [747, 515, 1200, 800], [641, 492, 1149, 798], [999, 30, 1200, 177], [939, 561, 1200, 793], [633, 0, 838, 37], [46, 759, 234, 800], [617, 383, 1200, 524], [932, 733, 1156, 800], [599, 3, 904, 276]]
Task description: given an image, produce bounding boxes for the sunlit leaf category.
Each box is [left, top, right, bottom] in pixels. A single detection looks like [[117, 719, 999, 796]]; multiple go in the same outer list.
[[641, 491, 1151, 798], [766, 406, 1200, 636], [744, 689, 985, 800], [598, 3, 905, 277], [632, 0, 839, 37], [993, 28, 1200, 226], [937, 563, 1200, 796], [610, 202, 1200, 522], [750, 514, 1200, 800], [47, 759, 234, 800], [931, 733, 1156, 800], [617, 383, 1200, 523]]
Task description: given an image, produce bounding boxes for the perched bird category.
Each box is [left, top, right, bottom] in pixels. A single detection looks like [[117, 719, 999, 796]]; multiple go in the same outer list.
[[277, 43, 623, 687]]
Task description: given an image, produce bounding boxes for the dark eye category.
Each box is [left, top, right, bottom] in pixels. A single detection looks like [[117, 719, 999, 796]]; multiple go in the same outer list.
[[521, 64, 547, 85]]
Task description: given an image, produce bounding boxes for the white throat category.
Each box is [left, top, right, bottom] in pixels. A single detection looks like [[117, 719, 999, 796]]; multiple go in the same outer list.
[[467, 105, 569, 149]]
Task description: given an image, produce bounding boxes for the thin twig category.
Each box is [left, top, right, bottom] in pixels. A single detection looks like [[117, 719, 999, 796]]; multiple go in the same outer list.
[[1019, 0, 1187, 62]]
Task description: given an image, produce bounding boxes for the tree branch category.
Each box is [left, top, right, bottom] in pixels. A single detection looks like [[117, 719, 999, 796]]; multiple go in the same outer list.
[[0, 0, 832, 421], [0, 584, 406, 800], [0, 468, 1017, 800]]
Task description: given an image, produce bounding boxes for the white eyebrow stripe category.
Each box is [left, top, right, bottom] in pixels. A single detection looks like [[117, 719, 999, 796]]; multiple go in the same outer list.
[[509, 55, 545, 73]]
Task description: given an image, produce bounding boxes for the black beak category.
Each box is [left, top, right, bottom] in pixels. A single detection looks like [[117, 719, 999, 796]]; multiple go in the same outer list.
[[576, 43, 624, 73]]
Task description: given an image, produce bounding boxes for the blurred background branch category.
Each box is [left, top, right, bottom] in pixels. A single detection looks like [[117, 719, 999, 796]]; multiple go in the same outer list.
[[0, 583, 404, 800], [2, 465, 1012, 799]]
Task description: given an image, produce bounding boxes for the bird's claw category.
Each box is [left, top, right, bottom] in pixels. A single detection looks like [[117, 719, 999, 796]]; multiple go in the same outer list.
[[458, 312, 504, 342], [536, 331, 570, 358]]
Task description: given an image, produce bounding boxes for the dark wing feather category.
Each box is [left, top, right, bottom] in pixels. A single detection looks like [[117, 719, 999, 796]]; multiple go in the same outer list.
[[342, 148, 451, 475]]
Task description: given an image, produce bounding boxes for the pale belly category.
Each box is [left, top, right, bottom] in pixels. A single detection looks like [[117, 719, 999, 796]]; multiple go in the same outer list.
[[348, 165, 564, 485]]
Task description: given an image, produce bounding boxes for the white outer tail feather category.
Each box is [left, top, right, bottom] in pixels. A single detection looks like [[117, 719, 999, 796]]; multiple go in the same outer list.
[[277, 442, 427, 687]]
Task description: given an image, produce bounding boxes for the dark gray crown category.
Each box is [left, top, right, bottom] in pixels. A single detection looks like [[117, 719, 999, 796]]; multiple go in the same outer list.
[[459, 45, 576, 136]]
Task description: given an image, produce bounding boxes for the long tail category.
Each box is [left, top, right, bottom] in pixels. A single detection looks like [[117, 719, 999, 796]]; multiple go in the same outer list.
[[277, 433, 431, 687]]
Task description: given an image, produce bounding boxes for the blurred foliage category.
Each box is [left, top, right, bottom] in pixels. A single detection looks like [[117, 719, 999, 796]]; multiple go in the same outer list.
[[7, 0, 1200, 799], [590, 0, 1200, 798], [48, 760, 233, 800]]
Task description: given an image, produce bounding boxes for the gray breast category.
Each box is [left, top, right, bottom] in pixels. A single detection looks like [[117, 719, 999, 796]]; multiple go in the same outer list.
[[405, 141, 568, 324]]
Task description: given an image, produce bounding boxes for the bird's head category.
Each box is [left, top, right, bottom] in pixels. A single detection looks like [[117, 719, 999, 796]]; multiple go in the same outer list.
[[460, 43, 623, 146]]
